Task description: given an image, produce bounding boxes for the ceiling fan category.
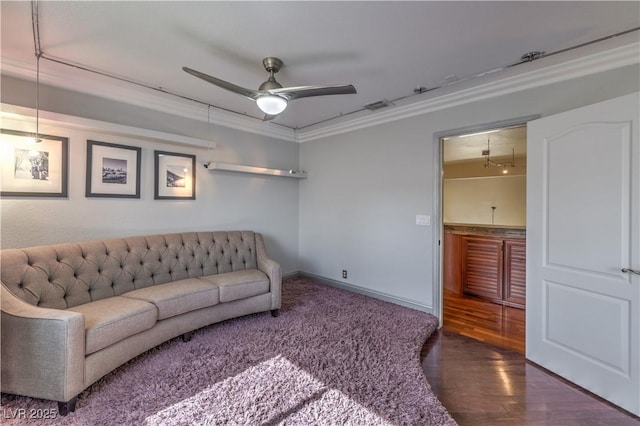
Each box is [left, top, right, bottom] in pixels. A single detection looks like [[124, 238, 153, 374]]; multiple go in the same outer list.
[[183, 57, 357, 120]]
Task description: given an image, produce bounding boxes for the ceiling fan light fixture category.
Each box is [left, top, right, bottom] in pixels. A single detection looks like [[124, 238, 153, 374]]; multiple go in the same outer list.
[[184, 57, 355, 121], [256, 95, 287, 115]]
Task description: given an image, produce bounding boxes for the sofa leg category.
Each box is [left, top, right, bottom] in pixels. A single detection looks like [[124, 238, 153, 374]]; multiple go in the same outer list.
[[182, 331, 193, 342], [271, 309, 280, 317], [58, 396, 77, 416]]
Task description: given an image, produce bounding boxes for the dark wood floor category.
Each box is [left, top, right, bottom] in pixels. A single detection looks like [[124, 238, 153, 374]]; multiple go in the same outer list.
[[422, 294, 639, 425], [443, 289, 525, 353]]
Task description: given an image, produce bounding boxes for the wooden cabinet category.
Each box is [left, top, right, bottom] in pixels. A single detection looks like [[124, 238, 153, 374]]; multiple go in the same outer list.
[[443, 231, 463, 294], [503, 240, 526, 306], [444, 226, 526, 308], [462, 237, 504, 301]]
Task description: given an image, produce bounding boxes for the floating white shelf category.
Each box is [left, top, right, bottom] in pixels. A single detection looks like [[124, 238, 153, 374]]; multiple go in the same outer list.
[[205, 162, 307, 179]]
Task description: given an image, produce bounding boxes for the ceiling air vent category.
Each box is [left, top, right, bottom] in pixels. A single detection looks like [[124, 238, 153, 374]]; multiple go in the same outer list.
[[520, 51, 545, 62], [364, 99, 394, 111]]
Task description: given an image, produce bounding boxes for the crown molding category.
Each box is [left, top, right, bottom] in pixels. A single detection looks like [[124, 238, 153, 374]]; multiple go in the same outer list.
[[2, 34, 638, 144], [1, 103, 217, 150], [296, 39, 640, 142], [1, 59, 297, 143]]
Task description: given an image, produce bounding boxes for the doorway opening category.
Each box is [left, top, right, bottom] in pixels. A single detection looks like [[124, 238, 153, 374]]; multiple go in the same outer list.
[[440, 124, 527, 353]]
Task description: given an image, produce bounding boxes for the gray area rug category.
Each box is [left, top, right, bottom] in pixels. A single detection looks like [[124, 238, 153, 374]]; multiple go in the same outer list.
[[1, 276, 456, 425]]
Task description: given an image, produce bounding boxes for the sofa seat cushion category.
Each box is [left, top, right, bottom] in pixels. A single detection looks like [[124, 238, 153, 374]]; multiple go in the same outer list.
[[122, 278, 219, 320], [67, 296, 157, 355], [199, 269, 269, 303]]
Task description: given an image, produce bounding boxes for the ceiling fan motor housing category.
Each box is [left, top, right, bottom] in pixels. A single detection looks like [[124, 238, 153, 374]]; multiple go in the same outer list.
[[262, 57, 283, 73], [259, 77, 283, 91], [260, 57, 284, 91]]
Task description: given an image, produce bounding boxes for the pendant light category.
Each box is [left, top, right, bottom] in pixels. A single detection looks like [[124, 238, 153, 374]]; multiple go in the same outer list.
[[482, 136, 516, 173], [31, 0, 42, 143], [33, 52, 42, 143]]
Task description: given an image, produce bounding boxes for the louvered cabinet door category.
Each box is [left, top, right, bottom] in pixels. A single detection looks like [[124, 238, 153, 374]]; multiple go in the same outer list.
[[504, 239, 526, 307], [461, 236, 503, 301]]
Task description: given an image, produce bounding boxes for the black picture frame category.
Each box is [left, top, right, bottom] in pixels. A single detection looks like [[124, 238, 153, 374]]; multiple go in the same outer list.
[[154, 150, 196, 200], [0, 128, 69, 197], [86, 140, 141, 198]]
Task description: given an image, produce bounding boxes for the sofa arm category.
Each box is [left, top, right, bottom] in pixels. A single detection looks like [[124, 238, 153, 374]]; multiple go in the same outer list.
[[1, 284, 85, 403], [255, 233, 282, 311]]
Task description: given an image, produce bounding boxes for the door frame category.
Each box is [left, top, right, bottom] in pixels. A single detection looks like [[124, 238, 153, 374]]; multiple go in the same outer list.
[[432, 115, 539, 324]]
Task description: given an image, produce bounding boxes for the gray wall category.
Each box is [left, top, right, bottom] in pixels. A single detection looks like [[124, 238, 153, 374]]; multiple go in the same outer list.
[[1, 76, 301, 274], [3, 64, 639, 308], [298, 64, 640, 311]]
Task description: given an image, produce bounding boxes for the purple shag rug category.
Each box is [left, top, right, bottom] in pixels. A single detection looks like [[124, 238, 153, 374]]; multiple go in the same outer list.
[[1, 276, 456, 425]]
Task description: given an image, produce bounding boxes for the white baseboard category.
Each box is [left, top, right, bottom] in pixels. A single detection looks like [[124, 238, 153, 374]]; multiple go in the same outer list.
[[287, 271, 434, 315], [283, 271, 303, 280]]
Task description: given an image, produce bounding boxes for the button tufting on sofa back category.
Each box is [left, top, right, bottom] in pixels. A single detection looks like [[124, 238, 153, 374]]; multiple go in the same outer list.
[[0, 231, 258, 309]]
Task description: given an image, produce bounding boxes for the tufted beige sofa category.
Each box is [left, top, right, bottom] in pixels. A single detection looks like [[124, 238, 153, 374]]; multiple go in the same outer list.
[[0, 230, 281, 415]]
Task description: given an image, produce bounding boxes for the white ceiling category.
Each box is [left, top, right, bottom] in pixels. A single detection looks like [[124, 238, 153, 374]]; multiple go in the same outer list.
[[1, 1, 639, 133], [443, 126, 526, 163]]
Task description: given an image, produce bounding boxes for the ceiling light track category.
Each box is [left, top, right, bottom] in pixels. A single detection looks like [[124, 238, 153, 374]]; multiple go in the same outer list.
[[482, 137, 524, 175], [36, 52, 287, 126], [30, 1, 42, 58], [508, 26, 640, 68], [27, 2, 290, 130], [296, 90, 428, 129], [298, 25, 640, 130], [30, 0, 43, 143], [27, 1, 640, 132]]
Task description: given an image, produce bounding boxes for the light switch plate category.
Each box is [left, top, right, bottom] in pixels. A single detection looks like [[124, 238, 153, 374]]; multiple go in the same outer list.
[[416, 214, 430, 226]]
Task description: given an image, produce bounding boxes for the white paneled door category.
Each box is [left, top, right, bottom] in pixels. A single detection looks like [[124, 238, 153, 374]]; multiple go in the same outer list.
[[527, 92, 639, 416]]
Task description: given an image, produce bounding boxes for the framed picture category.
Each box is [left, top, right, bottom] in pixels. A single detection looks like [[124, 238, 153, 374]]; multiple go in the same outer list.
[[154, 150, 196, 200], [86, 140, 141, 198], [0, 129, 68, 197]]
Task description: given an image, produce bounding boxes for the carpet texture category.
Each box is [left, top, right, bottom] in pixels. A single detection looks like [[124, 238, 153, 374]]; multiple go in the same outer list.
[[1, 276, 457, 425]]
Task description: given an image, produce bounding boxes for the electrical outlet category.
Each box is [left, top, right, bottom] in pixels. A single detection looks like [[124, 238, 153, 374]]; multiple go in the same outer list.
[[416, 214, 431, 226], [342, 270, 348, 279]]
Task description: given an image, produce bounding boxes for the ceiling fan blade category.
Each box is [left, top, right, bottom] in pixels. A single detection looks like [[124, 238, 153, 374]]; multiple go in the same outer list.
[[182, 66, 260, 100], [262, 114, 279, 122], [270, 84, 357, 101]]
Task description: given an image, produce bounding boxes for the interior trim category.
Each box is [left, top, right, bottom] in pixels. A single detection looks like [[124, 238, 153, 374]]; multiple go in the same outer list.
[[431, 114, 540, 325], [0, 103, 217, 150], [2, 35, 637, 144], [297, 39, 639, 142], [1, 59, 297, 143], [297, 272, 434, 314]]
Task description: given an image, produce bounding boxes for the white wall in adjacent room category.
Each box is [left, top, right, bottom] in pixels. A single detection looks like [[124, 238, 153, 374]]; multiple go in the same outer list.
[[443, 176, 526, 226]]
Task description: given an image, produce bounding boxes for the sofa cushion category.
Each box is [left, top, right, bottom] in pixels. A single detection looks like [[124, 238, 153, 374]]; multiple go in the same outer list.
[[199, 269, 269, 303], [121, 278, 219, 320], [67, 296, 157, 355]]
